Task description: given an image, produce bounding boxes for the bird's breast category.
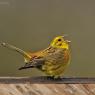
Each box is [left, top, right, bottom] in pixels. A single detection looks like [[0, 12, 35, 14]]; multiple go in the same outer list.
[[63, 49, 70, 63]]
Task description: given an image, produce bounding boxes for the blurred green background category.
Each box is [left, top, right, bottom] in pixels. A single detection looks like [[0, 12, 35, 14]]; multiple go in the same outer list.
[[0, 0, 95, 77]]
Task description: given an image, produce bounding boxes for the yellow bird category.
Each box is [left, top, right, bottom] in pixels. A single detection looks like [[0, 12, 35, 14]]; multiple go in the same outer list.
[[1, 36, 71, 79]]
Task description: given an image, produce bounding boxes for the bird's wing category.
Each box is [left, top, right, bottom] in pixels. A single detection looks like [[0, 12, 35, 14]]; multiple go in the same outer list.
[[19, 48, 69, 70], [19, 56, 45, 70], [46, 49, 64, 64]]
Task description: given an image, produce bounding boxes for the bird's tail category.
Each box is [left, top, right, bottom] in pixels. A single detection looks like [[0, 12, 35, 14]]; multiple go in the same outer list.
[[0, 42, 31, 59], [18, 65, 34, 70]]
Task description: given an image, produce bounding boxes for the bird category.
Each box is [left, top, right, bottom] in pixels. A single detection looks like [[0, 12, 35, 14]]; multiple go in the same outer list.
[[0, 36, 71, 79]]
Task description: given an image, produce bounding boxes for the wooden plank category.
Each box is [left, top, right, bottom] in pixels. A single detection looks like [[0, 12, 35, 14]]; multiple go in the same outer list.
[[0, 76, 95, 84], [0, 77, 95, 95]]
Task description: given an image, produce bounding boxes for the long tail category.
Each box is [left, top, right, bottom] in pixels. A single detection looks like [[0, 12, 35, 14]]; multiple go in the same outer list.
[[0, 42, 31, 59]]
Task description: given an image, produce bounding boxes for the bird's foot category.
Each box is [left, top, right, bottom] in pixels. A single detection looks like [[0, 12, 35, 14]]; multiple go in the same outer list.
[[46, 76, 62, 80]]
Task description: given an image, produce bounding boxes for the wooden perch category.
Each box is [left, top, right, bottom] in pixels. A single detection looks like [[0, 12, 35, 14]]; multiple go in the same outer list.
[[0, 77, 95, 95], [0, 76, 95, 84]]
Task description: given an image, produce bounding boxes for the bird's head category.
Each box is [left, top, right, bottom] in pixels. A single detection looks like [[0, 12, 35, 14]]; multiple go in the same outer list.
[[50, 36, 71, 49]]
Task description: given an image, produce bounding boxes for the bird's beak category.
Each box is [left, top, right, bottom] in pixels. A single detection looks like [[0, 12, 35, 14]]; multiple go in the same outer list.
[[62, 35, 71, 43], [66, 40, 71, 43]]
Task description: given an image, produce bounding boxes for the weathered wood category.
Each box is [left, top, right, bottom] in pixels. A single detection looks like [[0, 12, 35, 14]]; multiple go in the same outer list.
[[0, 77, 95, 95], [0, 76, 95, 84]]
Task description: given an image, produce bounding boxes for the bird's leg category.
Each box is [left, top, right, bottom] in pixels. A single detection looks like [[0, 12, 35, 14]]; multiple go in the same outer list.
[[46, 76, 62, 80], [46, 76, 54, 80]]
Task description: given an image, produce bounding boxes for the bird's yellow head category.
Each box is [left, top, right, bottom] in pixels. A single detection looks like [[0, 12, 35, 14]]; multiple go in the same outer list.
[[50, 36, 71, 49]]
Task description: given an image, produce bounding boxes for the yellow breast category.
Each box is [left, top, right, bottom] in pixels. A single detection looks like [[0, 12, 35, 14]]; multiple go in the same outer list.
[[41, 48, 70, 77]]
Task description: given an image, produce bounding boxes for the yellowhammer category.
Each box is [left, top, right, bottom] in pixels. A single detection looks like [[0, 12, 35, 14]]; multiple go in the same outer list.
[[1, 36, 71, 79]]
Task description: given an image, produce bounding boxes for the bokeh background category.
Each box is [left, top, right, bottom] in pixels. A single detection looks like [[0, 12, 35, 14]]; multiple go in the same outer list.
[[0, 0, 95, 77]]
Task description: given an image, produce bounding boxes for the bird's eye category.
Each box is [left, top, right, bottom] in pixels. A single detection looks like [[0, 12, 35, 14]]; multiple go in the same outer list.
[[58, 39, 62, 41]]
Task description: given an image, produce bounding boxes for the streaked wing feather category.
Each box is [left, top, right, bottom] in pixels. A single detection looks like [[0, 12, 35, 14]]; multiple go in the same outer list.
[[19, 57, 45, 70]]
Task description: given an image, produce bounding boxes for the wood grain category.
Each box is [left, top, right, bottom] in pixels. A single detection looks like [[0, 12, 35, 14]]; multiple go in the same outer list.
[[0, 77, 95, 95]]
